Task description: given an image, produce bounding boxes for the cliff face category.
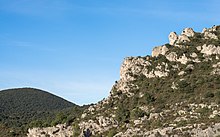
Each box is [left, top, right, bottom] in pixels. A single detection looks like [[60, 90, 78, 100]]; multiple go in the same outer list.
[[28, 25, 220, 137]]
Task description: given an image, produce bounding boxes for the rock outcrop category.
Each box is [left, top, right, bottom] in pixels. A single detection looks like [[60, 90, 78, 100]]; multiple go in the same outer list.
[[152, 45, 169, 57], [27, 25, 220, 137], [168, 28, 195, 46], [201, 44, 220, 55], [114, 123, 220, 137], [202, 25, 220, 40], [181, 28, 195, 37], [27, 124, 72, 137], [169, 32, 178, 45]]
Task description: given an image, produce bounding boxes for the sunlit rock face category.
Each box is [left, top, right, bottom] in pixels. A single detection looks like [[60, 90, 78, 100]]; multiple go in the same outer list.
[[27, 124, 73, 137], [169, 32, 178, 45], [181, 28, 195, 37], [152, 46, 169, 57], [169, 28, 195, 46]]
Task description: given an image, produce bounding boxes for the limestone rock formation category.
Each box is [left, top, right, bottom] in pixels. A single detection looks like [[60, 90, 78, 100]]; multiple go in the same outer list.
[[201, 44, 220, 55], [204, 32, 218, 40], [177, 34, 190, 43], [27, 124, 72, 137], [169, 28, 195, 46], [27, 25, 220, 137], [152, 45, 169, 57], [181, 28, 195, 37], [202, 25, 219, 40], [169, 32, 178, 45]]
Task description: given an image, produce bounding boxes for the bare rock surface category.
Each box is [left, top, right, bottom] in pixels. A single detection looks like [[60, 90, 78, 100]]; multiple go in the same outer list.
[[152, 45, 169, 57], [169, 32, 178, 45], [181, 28, 195, 37], [27, 124, 73, 137]]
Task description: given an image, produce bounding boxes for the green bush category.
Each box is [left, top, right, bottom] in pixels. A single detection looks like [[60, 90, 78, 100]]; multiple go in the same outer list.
[[115, 104, 130, 123], [215, 90, 220, 97], [130, 108, 145, 119], [178, 80, 189, 89], [177, 80, 194, 93], [196, 107, 211, 117], [72, 123, 80, 137], [51, 112, 67, 126], [138, 92, 155, 105], [107, 129, 117, 137], [29, 120, 43, 128], [204, 92, 215, 98]]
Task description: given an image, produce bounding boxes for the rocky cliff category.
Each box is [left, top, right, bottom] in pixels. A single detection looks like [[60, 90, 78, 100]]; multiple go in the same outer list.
[[28, 25, 220, 137]]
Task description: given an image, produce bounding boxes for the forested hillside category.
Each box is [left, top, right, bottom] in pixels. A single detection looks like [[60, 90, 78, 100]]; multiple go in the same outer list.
[[0, 88, 87, 136]]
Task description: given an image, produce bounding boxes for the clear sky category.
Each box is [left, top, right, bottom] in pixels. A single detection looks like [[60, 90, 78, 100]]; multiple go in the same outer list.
[[0, 0, 220, 105]]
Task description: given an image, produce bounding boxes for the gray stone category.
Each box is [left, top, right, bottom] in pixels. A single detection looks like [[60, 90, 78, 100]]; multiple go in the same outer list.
[[27, 124, 73, 137], [177, 34, 190, 43], [204, 32, 218, 40], [181, 28, 195, 37], [169, 32, 178, 45], [152, 46, 169, 57], [201, 44, 220, 55]]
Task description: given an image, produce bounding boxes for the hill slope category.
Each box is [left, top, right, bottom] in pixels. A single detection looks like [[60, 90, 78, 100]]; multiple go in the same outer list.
[[0, 88, 74, 114], [76, 25, 220, 137], [0, 88, 85, 136], [29, 25, 220, 137]]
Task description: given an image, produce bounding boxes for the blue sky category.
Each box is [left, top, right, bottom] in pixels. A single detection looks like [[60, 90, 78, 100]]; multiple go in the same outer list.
[[0, 0, 220, 105]]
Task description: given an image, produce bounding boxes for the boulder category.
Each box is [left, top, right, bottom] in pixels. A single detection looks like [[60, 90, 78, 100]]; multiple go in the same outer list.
[[166, 52, 178, 62], [169, 32, 178, 45], [27, 124, 73, 137], [201, 44, 220, 55], [152, 46, 169, 57], [177, 34, 190, 43], [120, 57, 151, 82], [204, 32, 218, 40], [181, 28, 195, 37], [203, 25, 220, 33], [177, 54, 190, 64]]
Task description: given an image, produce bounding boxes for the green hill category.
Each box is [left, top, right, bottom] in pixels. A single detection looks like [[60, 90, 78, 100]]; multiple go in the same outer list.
[[0, 88, 86, 136], [0, 88, 74, 113]]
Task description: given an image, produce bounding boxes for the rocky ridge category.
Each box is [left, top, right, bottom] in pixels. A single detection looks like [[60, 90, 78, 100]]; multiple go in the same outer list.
[[28, 25, 220, 137]]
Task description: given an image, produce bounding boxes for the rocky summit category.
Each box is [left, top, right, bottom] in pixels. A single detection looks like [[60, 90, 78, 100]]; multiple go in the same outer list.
[[28, 25, 220, 137]]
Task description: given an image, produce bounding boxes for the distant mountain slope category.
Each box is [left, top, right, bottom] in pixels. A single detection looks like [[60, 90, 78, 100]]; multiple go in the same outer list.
[[0, 88, 85, 136], [0, 88, 74, 113]]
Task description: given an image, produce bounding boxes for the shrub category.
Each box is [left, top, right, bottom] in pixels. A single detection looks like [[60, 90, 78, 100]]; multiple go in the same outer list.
[[178, 80, 189, 89], [130, 108, 145, 119], [196, 107, 211, 117], [204, 92, 215, 98], [142, 93, 155, 104], [215, 90, 220, 97], [178, 80, 194, 93], [72, 123, 80, 137], [115, 104, 130, 123], [29, 120, 43, 128], [51, 112, 67, 126], [107, 129, 117, 137]]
